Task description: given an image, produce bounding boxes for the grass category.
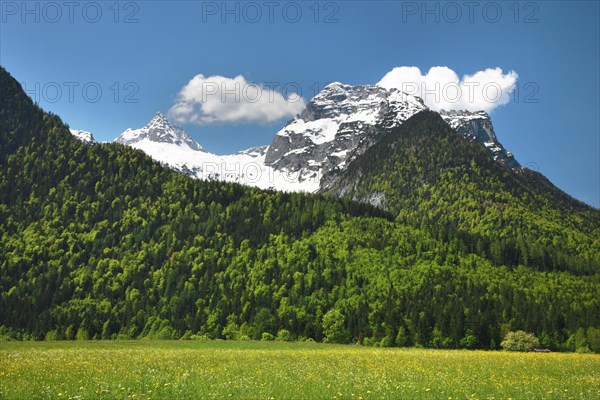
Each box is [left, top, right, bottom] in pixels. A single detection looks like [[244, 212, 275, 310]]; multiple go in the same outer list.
[[0, 340, 598, 399]]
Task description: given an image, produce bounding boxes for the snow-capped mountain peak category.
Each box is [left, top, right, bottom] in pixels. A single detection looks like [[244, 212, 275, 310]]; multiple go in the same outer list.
[[264, 83, 428, 184], [115, 112, 205, 152], [105, 83, 519, 195], [69, 129, 95, 145], [112, 114, 312, 192]]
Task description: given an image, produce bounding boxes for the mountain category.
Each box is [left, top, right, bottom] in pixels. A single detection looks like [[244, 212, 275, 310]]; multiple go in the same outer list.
[[111, 114, 322, 192], [1, 66, 598, 351], [61, 79, 599, 275], [264, 82, 427, 185], [322, 110, 599, 273], [0, 65, 391, 340], [115, 112, 205, 151], [106, 84, 520, 195], [69, 129, 95, 145], [263, 83, 525, 191], [439, 110, 519, 169]]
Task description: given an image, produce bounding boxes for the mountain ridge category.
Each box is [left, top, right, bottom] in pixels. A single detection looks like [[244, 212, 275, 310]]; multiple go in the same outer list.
[[73, 83, 523, 196]]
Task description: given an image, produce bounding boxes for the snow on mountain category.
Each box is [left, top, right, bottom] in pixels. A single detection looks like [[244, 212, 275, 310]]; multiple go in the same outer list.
[[264, 82, 428, 187], [439, 110, 520, 169], [116, 112, 205, 151], [108, 86, 519, 194], [69, 129, 95, 145], [113, 114, 319, 192], [234, 145, 269, 158]]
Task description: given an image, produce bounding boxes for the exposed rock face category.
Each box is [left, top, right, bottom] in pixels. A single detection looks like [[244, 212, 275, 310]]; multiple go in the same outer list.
[[440, 110, 520, 169], [264, 82, 428, 185]]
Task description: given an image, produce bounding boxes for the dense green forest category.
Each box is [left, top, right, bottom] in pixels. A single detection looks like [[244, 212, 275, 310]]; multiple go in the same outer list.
[[1, 66, 599, 351], [323, 111, 599, 275]]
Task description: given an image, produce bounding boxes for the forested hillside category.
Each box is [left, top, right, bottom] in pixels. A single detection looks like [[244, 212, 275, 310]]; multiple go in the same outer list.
[[1, 67, 599, 351], [323, 111, 600, 275]]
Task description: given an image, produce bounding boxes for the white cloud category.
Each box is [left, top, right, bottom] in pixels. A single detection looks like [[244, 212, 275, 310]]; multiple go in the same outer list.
[[169, 74, 306, 124], [377, 66, 518, 112]]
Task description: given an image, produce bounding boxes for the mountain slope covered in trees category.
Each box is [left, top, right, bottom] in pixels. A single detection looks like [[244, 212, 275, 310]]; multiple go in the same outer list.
[[1, 67, 599, 351], [322, 111, 599, 275]]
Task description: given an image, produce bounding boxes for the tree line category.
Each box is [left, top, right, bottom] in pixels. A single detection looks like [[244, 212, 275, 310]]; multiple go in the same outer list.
[[1, 66, 598, 352]]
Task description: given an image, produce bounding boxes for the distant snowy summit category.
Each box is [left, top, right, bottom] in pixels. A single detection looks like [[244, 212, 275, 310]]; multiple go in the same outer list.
[[113, 112, 312, 192], [115, 112, 205, 152], [70, 83, 520, 193], [69, 129, 95, 145]]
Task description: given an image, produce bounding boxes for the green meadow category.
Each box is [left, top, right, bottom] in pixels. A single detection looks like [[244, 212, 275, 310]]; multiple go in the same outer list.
[[1, 341, 598, 399]]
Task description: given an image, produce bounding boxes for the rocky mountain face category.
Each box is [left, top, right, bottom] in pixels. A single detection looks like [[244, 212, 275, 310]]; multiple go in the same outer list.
[[264, 83, 428, 186], [262, 83, 521, 192], [72, 83, 521, 194], [440, 110, 519, 169]]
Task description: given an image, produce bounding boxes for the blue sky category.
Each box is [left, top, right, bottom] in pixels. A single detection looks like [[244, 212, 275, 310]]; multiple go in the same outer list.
[[1, 1, 598, 207]]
